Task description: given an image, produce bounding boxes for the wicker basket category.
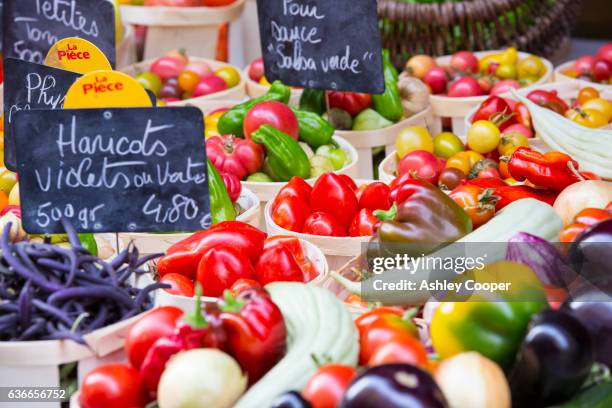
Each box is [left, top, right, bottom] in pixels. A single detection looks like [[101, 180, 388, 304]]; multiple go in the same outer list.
[[378, 0, 581, 67]]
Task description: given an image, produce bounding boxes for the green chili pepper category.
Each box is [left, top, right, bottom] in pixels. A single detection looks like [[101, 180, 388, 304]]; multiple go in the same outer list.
[[372, 49, 404, 122], [207, 160, 236, 224], [217, 81, 291, 137], [251, 125, 311, 181], [299, 88, 326, 115], [292, 108, 334, 149]]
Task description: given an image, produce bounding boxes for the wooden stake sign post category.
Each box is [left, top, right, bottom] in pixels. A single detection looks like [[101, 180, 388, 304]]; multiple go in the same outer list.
[[255, 0, 384, 94], [12, 71, 211, 234], [2, 0, 116, 66]]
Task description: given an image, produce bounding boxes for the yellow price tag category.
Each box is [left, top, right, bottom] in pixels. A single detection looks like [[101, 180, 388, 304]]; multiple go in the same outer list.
[[64, 70, 153, 109], [45, 37, 112, 74]]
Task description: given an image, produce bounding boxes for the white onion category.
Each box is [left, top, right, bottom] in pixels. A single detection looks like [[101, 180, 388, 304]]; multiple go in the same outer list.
[[553, 180, 612, 225]]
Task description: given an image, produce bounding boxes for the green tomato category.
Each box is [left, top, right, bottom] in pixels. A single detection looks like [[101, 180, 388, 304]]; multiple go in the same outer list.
[[433, 132, 464, 159], [315, 145, 348, 170], [136, 72, 162, 96], [310, 155, 334, 177], [246, 172, 274, 183]]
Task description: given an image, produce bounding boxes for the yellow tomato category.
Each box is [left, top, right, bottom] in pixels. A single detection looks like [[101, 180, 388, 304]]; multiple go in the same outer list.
[[446, 151, 485, 174], [501, 47, 518, 65], [395, 126, 434, 158], [496, 64, 517, 79], [205, 111, 225, 139], [566, 108, 609, 128], [215, 67, 241, 88], [517, 56, 545, 79], [577, 87, 600, 105], [8, 183, 19, 206], [0, 168, 18, 195], [479, 54, 501, 73], [467, 120, 501, 154], [563, 69, 579, 78], [581, 98, 612, 122], [259, 76, 271, 86], [498, 133, 530, 156]]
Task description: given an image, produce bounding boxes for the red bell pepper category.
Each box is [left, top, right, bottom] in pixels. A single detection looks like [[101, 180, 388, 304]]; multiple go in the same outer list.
[[272, 196, 311, 232], [327, 91, 372, 116], [303, 212, 346, 236], [349, 208, 381, 237], [139, 287, 226, 394], [156, 221, 267, 279], [339, 174, 359, 193], [492, 185, 557, 210], [359, 182, 392, 211], [311, 173, 358, 229], [508, 147, 583, 191], [255, 245, 306, 284], [196, 245, 256, 297], [275, 176, 313, 206], [221, 288, 287, 385]]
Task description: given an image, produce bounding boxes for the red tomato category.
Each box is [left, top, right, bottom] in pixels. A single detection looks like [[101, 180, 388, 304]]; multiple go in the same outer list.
[[150, 56, 186, 80], [367, 335, 429, 368], [248, 58, 265, 81], [478, 166, 501, 179], [349, 208, 381, 237], [593, 59, 612, 82], [423, 67, 448, 94], [490, 79, 521, 96], [272, 196, 311, 232], [196, 245, 255, 297], [359, 182, 391, 211], [206, 135, 264, 180], [303, 364, 357, 408], [449, 184, 496, 228], [397, 150, 441, 184], [574, 55, 596, 76], [276, 177, 313, 206], [597, 43, 612, 65], [472, 96, 516, 130], [159, 273, 195, 297], [355, 307, 405, 331], [303, 212, 346, 237], [185, 60, 213, 78], [450, 51, 478, 74], [80, 364, 148, 408], [243, 101, 299, 140], [311, 173, 359, 229], [327, 92, 372, 116], [192, 75, 227, 97], [448, 77, 482, 97], [124, 307, 183, 369]]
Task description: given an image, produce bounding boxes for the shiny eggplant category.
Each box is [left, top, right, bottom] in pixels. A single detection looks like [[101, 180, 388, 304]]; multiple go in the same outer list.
[[339, 364, 448, 408], [568, 219, 612, 283], [509, 309, 594, 407], [270, 391, 312, 408], [562, 278, 612, 367]]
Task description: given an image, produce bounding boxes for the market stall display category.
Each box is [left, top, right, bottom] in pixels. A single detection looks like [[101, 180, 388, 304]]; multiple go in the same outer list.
[[244, 58, 303, 106], [554, 43, 612, 88]]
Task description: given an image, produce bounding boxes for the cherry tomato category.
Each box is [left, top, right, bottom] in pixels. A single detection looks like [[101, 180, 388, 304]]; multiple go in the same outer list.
[[215, 66, 241, 88], [185, 60, 212, 78], [423, 67, 448, 94], [438, 167, 466, 190], [248, 58, 265, 81], [303, 212, 346, 237], [359, 182, 391, 211], [518, 56, 545, 79], [244, 101, 299, 140], [450, 51, 478, 74], [272, 196, 311, 232], [159, 273, 195, 297], [124, 306, 183, 369], [150, 56, 186, 80], [497, 132, 530, 156], [367, 335, 429, 368], [80, 364, 148, 408], [577, 87, 600, 105], [467, 120, 501, 153], [496, 63, 518, 79], [395, 126, 433, 158], [445, 151, 485, 174], [433, 132, 464, 159], [574, 207, 612, 226], [449, 184, 497, 228], [397, 150, 441, 184], [303, 364, 357, 408], [565, 108, 609, 128], [357, 310, 419, 365], [581, 98, 612, 121], [192, 75, 227, 97], [177, 70, 200, 93], [136, 72, 162, 96], [405, 55, 437, 79], [448, 77, 482, 97], [574, 55, 596, 76]]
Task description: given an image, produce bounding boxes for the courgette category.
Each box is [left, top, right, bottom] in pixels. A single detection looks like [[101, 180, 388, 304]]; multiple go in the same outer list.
[[233, 283, 359, 408]]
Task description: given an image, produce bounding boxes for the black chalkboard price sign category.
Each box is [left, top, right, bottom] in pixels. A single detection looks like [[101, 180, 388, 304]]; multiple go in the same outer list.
[[2, 0, 116, 67], [256, 0, 384, 93], [3, 58, 81, 171], [13, 107, 211, 234]]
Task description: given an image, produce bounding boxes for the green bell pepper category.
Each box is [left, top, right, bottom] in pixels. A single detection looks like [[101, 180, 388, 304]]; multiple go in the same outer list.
[[251, 125, 311, 181], [207, 160, 236, 224], [217, 81, 291, 137], [292, 108, 334, 149], [372, 49, 403, 122], [298, 88, 326, 115]]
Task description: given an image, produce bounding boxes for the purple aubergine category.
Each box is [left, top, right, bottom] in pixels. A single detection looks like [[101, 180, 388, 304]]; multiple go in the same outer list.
[[339, 364, 448, 408], [562, 278, 612, 367], [509, 309, 594, 407], [506, 232, 577, 287], [568, 219, 612, 283]]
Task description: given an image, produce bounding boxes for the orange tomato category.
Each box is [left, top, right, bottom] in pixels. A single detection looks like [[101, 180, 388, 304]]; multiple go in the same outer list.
[[177, 70, 200, 93], [576, 87, 600, 105], [445, 151, 485, 174], [368, 335, 429, 369]]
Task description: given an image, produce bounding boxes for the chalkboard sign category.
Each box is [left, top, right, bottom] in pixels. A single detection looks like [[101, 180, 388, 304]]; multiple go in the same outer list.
[[256, 0, 384, 93], [3, 58, 81, 171], [13, 107, 211, 234], [0, 0, 4, 52], [2, 0, 116, 67]]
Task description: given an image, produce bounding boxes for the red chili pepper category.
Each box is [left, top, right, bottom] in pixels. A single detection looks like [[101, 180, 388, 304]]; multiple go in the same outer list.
[[157, 221, 267, 279], [492, 185, 557, 210], [272, 196, 311, 232], [508, 147, 583, 191], [196, 245, 256, 297], [275, 176, 313, 206], [311, 173, 358, 229], [463, 177, 508, 189], [139, 287, 226, 395], [255, 245, 306, 285], [349, 208, 381, 237], [221, 288, 287, 385], [359, 182, 392, 211]]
